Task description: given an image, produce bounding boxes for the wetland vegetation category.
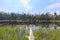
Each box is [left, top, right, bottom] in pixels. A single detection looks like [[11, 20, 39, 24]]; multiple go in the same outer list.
[[0, 12, 60, 40]]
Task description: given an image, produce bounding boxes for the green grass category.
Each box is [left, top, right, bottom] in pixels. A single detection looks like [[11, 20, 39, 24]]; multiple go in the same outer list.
[[0, 25, 29, 40], [0, 25, 60, 40], [33, 27, 60, 40], [0, 25, 20, 40]]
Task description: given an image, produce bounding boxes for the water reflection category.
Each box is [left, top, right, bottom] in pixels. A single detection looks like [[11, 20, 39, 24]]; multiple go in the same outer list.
[[19, 24, 60, 34], [49, 24, 60, 30], [19, 24, 60, 40]]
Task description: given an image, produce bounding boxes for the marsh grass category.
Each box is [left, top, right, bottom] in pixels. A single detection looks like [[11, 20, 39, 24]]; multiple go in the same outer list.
[[0, 25, 60, 40], [33, 27, 60, 40], [0, 25, 29, 40]]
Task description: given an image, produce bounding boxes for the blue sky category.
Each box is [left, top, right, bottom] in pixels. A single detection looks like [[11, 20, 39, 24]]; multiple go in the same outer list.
[[0, 0, 60, 14]]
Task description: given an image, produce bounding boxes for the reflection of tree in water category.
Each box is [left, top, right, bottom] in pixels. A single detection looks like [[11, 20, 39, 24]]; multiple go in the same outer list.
[[49, 24, 60, 30]]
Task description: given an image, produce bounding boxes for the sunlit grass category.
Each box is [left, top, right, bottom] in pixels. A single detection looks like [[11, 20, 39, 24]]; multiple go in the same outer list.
[[0, 25, 29, 40], [0, 25, 60, 40], [33, 27, 60, 40]]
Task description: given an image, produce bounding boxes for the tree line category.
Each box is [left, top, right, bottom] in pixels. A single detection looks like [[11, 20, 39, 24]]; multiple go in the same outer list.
[[0, 12, 60, 20]]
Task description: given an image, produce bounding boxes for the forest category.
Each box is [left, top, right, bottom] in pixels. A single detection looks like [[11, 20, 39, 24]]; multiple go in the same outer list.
[[0, 11, 60, 25]]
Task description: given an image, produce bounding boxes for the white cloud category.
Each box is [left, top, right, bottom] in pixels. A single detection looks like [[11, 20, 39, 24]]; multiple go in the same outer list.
[[41, 3, 60, 14], [0, 9, 8, 12], [45, 3, 60, 10], [20, 0, 32, 11]]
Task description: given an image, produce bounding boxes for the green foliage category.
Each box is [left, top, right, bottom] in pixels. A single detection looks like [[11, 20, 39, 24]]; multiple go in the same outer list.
[[0, 11, 60, 21], [0, 12, 60, 24]]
